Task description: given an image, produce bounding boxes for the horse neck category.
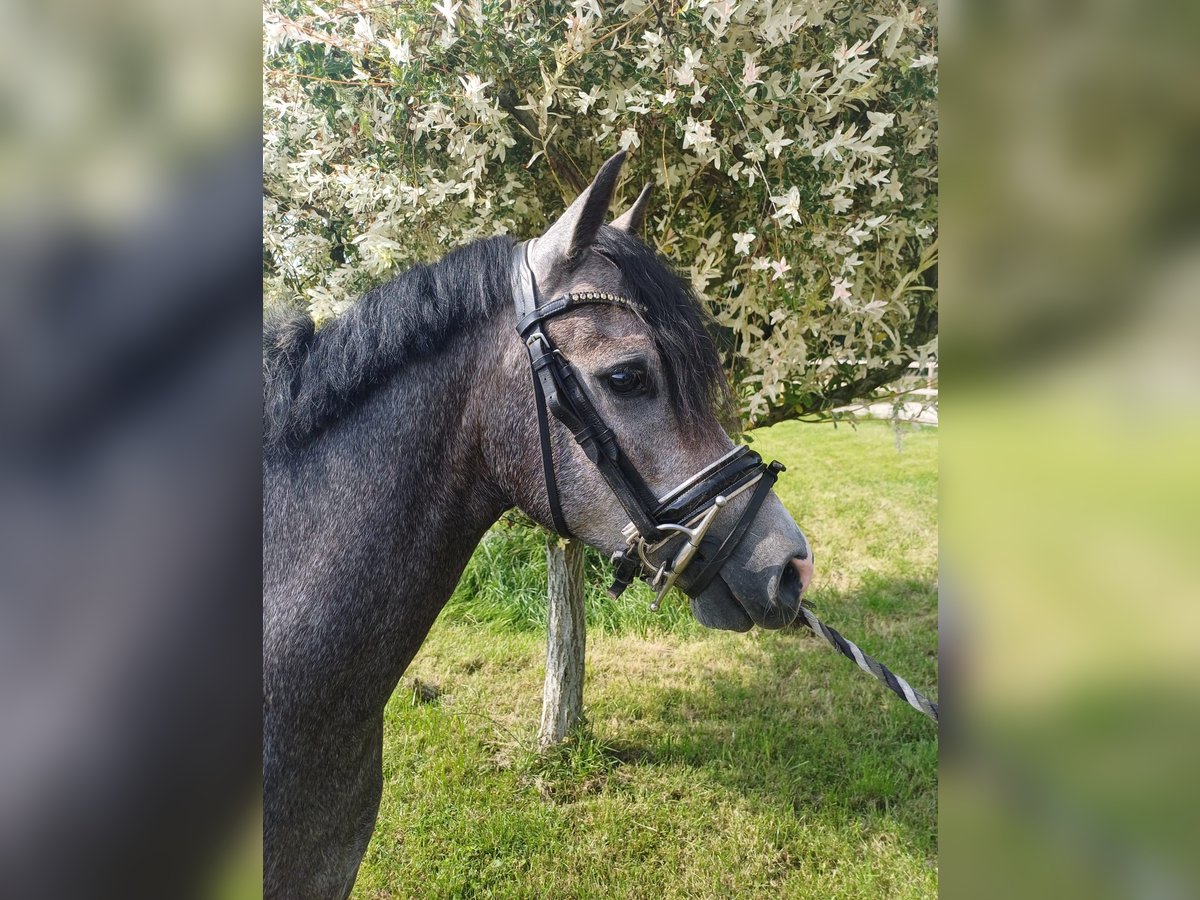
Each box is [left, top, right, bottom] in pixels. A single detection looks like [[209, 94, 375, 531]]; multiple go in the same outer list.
[[263, 308, 514, 713]]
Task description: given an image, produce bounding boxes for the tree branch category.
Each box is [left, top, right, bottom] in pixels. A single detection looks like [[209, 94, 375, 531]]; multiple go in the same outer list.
[[752, 270, 938, 428], [497, 88, 588, 196]]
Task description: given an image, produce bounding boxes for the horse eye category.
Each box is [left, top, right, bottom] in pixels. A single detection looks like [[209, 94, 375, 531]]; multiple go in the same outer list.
[[607, 367, 645, 395]]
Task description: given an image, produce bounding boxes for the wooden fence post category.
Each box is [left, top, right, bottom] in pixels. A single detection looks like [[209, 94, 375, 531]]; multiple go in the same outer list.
[[538, 536, 586, 748]]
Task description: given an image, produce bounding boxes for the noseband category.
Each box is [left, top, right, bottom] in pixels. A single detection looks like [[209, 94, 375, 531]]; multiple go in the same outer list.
[[511, 242, 784, 608]]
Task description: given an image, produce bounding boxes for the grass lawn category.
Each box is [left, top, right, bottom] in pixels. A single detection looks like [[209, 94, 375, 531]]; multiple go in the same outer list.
[[354, 419, 938, 899]]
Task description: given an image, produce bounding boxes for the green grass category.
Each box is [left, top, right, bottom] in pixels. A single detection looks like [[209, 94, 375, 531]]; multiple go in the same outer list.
[[354, 419, 938, 898]]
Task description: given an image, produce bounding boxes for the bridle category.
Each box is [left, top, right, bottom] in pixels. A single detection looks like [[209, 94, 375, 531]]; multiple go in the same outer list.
[[511, 241, 785, 609]]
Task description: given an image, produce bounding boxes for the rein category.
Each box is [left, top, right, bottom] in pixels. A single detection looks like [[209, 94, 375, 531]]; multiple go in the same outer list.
[[795, 605, 939, 723]]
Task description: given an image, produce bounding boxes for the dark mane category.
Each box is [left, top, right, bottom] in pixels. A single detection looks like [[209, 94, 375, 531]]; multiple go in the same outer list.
[[263, 236, 517, 452], [263, 230, 732, 453]]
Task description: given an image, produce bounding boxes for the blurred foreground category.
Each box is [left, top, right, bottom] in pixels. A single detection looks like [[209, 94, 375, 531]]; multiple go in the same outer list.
[[0, 0, 261, 897], [943, 0, 1200, 896]]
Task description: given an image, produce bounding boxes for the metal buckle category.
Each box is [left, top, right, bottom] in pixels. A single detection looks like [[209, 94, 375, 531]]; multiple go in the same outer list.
[[621, 469, 767, 610]]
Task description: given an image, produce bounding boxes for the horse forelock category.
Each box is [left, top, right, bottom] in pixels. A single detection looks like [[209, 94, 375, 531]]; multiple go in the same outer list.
[[592, 227, 734, 434]]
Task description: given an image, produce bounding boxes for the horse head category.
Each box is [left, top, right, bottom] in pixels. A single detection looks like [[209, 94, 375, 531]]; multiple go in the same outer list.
[[496, 151, 813, 631]]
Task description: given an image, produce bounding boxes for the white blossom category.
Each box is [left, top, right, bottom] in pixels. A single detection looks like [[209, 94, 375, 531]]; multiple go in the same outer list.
[[674, 47, 703, 86], [459, 74, 491, 104], [353, 16, 374, 45], [380, 32, 412, 65], [572, 0, 603, 22], [702, 0, 736, 35], [864, 111, 894, 141], [575, 85, 603, 113], [682, 117, 715, 150], [733, 231, 756, 255], [833, 40, 870, 67], [433, 0, 462, 28], [757, 4, 806, 46], [741, 52, 765, 87], [761, 126, 793, 158], [770, 186, 803, 225]]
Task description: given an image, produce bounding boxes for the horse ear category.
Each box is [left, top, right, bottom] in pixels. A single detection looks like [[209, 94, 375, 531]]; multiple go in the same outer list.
[[533, 150, 626, 269], [611, 183, 652, 235]]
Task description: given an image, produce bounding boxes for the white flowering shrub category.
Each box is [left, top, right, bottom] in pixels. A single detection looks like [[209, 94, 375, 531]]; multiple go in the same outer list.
[[264, 0, 937, 424]]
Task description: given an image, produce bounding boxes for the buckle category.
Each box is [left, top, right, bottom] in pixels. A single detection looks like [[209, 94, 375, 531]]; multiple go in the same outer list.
[[608, 549, 641, 599]]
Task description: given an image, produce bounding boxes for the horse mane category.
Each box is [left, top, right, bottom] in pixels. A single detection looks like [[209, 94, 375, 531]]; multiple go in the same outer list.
[[263, 230, 731, 454], [263, 236, 516, 452]]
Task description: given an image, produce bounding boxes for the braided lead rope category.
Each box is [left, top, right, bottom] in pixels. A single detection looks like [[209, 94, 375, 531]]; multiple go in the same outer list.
[[796, 605, 939, 724]]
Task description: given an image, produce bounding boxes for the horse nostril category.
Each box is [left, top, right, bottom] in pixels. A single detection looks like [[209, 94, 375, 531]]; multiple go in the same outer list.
[[778, 558, 803, 605], [784, 556, 813, 602]]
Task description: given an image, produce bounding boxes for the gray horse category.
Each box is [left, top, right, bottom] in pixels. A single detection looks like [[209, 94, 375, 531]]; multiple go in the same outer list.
[[263, 152, 814, 898]]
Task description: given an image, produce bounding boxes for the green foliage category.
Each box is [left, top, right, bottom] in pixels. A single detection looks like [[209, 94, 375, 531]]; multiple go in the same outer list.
[[357, 419, 938, 897], [263, 1, 938, 423], [441, 517, 705, 637]]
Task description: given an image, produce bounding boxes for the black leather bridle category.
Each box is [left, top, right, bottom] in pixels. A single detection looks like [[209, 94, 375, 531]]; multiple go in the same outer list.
[[512, 242, 785, 608]]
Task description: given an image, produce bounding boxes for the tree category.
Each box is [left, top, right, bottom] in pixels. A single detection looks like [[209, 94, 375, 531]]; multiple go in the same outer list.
[[263, 0, 938, 425]]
